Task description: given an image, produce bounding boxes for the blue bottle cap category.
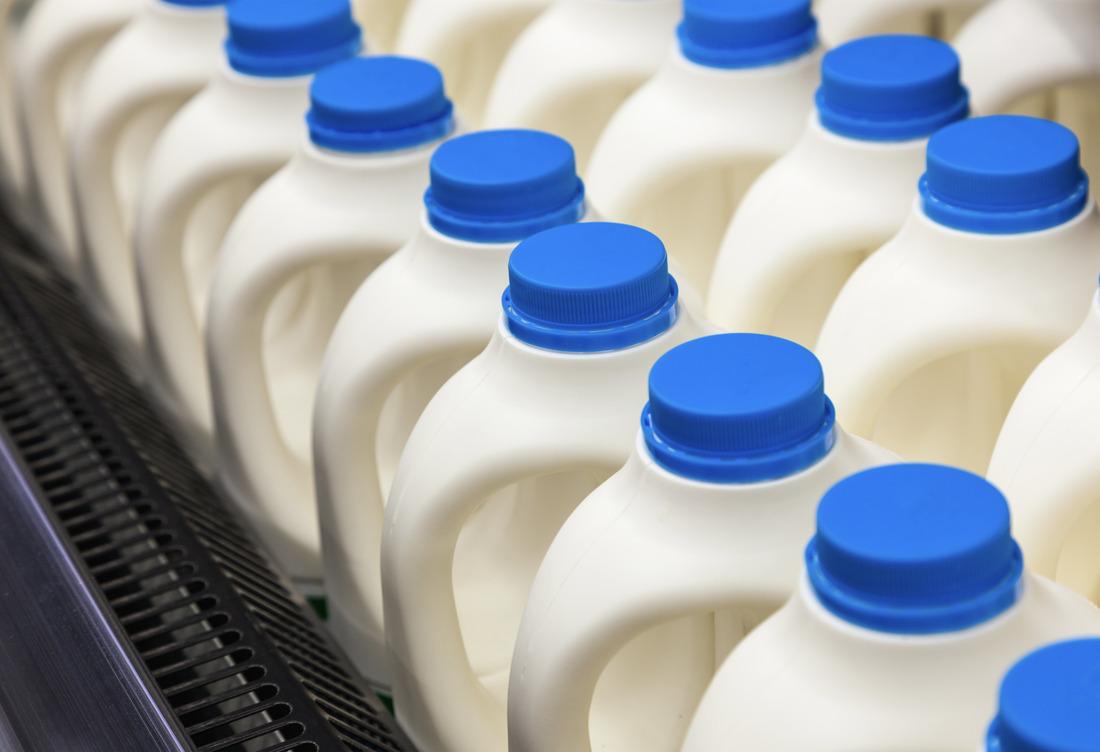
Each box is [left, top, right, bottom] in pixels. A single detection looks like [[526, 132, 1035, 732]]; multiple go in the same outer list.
[[678, 0, 817, 69], [307, 57, 454, 153], [807, 464, 1024, 635], [424, 129, 586, 243], [162, 0, 224, 7], [816, 35, 969, 142], [920, 115, 1089, 234], [642, 334, 836, 483], [225, 0, 362, 78], [503, 222, 679, 353], [988, 639, 1100, 752]]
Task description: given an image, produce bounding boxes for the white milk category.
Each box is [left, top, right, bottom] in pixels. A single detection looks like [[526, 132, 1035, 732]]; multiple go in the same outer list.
[[483, 0, 680, 171], [395, 0, 549, 127], [381, 222, 704, 752], [507, 334, 894, 752], [816, 0, 985, 45], [312, 128, 586, 689], [586, 0, 820, 299], [985, 639, 1100, 751], [134, 0, 361, 470], [16, 0, 138, 268], [955, 0, 1100, 189], [204, 56, 454, 595], [707, 34, 969, 348], [0, 0, 34, 198], [815, 115, 1100, 473], [72, 0, 226, 360], [988, 286, 1100, 605], [683, 464, 1100, 751], [352, 0, 407, 52]]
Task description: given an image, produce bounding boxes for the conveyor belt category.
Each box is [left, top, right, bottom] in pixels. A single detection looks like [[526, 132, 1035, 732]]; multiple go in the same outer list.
[[0, 208, 413, 752]]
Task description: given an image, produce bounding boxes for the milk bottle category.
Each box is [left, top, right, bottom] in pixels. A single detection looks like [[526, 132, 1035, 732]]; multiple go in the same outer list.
[[380, 222, 703, 752], [955, 0, 1100, 187], [816, 0, 985, 46], [16, 0, 138, 268], [483, 0, 680, 171], [585, 0, 820, 298], [986, 639, 1100, 752], [0, 0, 34, 198], [312, 128, 586, 689], [395, 0, 549, 126], [988, 282, 1100, 604], [682, 463, 1100, 751], [204, 55, 454, 596], [815, 115, 1100, 473], [707, 34, 969, 347], [134, 0, 361, 469], [507, 333, 894, 752], [72, 0, 227, 358]]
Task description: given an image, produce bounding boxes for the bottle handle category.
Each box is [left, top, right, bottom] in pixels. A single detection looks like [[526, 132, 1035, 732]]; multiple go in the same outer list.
[[382, 382, 603, 752], [134, 100, 260, 440], [206, 211, 377, 575], [312, 283, 471, 681], [955, 0, 1100, 115], [17, 0, 132, 264], [989, 306, 1100, 579], [509, 558, 721, 752], [74, 49, 183, 345]]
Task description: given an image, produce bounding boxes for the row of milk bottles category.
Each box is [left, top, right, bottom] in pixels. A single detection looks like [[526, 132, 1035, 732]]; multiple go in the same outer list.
[[2, 0, 1100, 749], [3, 0, 1099, 261]]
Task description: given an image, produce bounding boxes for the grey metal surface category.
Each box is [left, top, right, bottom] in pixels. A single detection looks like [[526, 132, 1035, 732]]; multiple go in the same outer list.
[[0, 438, 188, 752], [0, 203, 411, 752]]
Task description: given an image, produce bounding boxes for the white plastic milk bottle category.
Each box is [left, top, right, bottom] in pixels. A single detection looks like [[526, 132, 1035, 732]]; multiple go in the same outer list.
[[484, 0, 680, 171], [707, 34, 969, 348], [682, 463, 1100, 751], [72, 0, 227, 360], [988, 280, 1100, 605], [0, 0, 34, 198], [16, 0, 138, 268], [586, 0, 820, 299], [204, 55, 454, 597], [312, 128, 586, 690], [815, 115, 1100, 474], [955, 0, 1100, 186], [815, 0, 985, 46], [395, 0, 549, 126], [985, 639, 1100, 752], [381, 222, 704, 752], [134, 0, 361, 470], [507, 333, 894, 752]]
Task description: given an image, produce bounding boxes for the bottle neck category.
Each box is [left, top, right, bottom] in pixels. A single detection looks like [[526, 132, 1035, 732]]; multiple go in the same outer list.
[[491, 312, 697, 387], [219, 59, 315, 91], [302, 135, 441, 173], [796, 571, 1030, 649], [915, 194, 1096, 244]]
